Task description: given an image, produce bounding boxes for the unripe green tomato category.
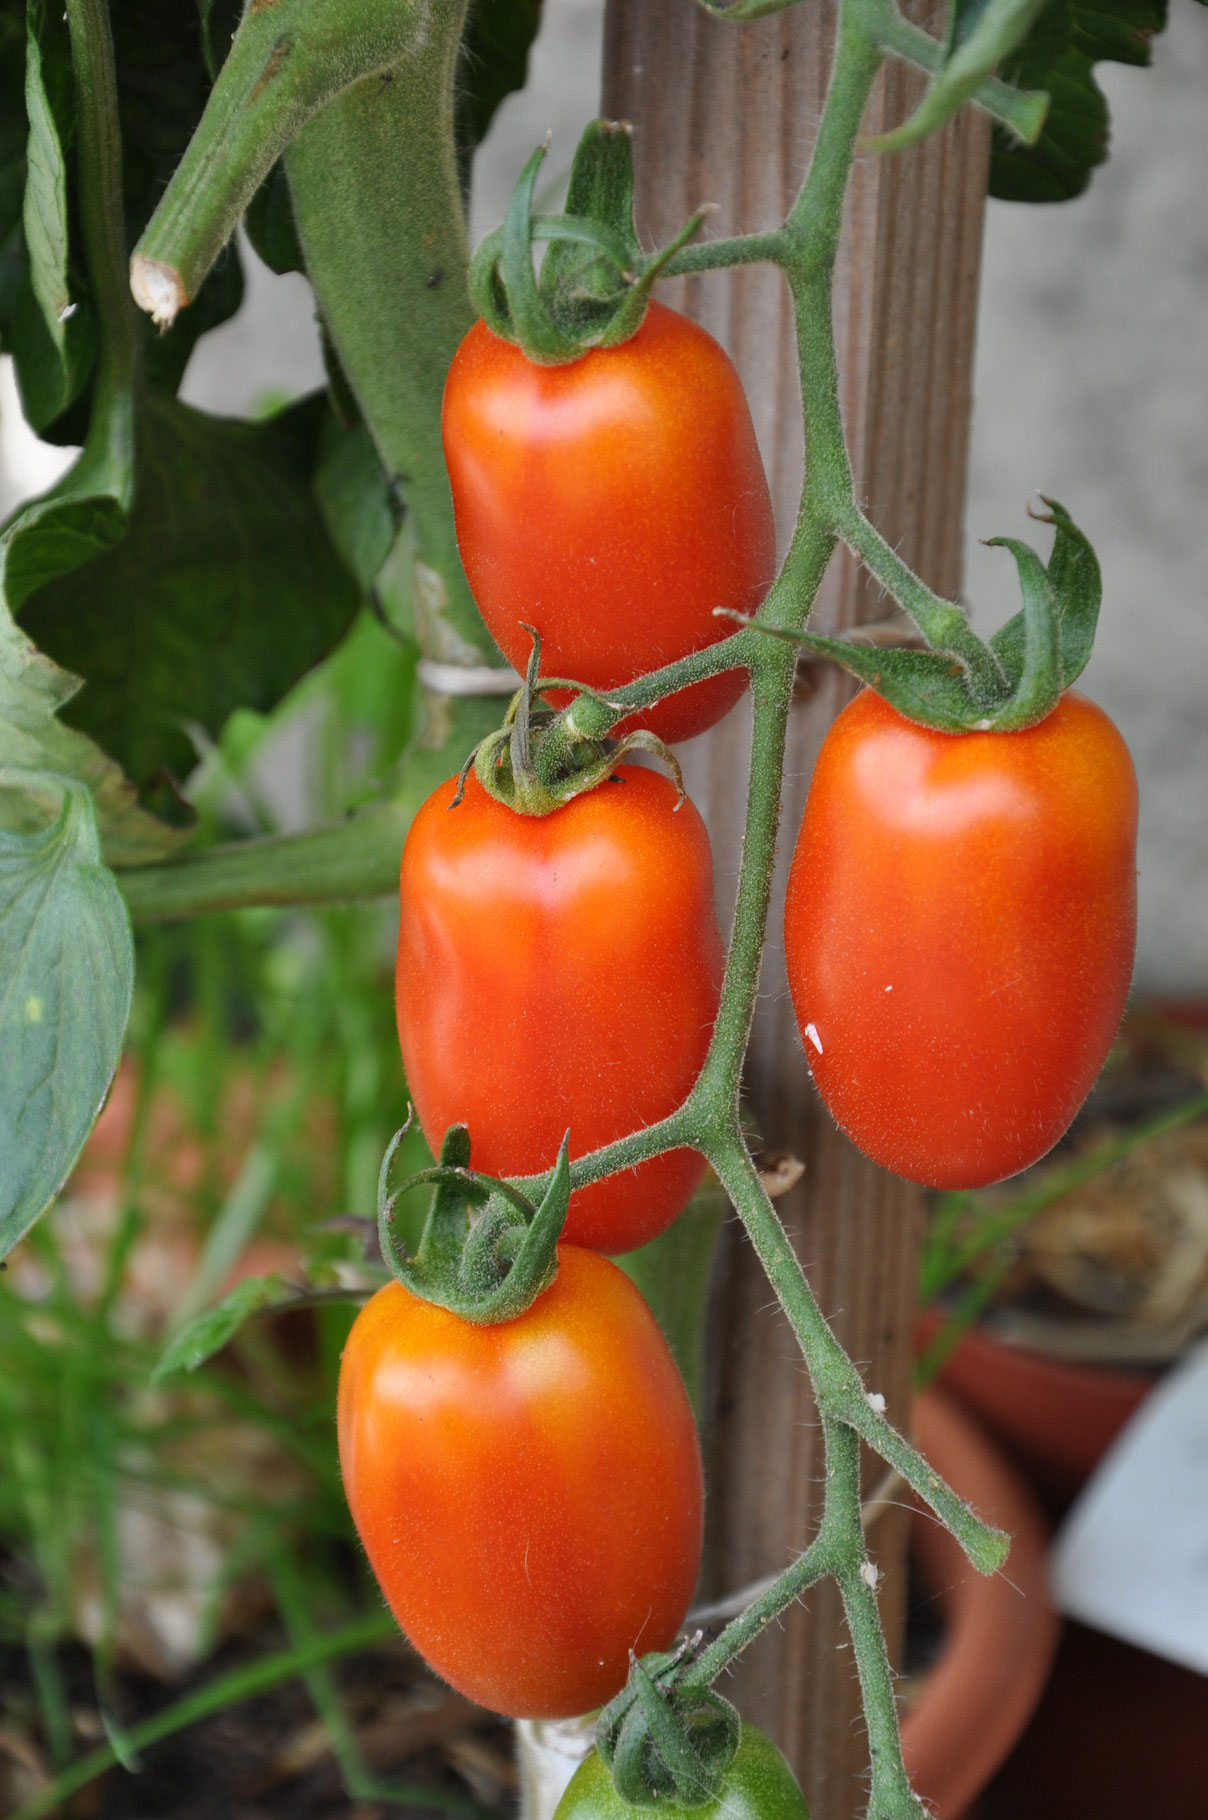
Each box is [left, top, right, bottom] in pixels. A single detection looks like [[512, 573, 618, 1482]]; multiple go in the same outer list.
[[555, 1729, 811, 1820]]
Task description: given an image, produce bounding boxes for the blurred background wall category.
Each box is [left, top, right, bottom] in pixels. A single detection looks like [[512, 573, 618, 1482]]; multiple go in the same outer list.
[[2, 0, 1204, 993]]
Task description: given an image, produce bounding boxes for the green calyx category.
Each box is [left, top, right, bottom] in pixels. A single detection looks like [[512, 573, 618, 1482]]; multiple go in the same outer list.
[[746, 497, 1101, 733], [468, 118, 708, 364], [596, 1645, 742, 1809], [455, 628, 685, 817], [376, 1121, 570, 1325]]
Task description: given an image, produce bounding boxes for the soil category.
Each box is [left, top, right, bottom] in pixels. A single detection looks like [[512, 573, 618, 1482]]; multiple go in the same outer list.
[[0, 1627, 515, 1819]]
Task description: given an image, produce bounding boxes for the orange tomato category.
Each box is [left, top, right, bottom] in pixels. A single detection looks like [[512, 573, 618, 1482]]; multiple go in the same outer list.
[[338, 1246, 704, 1719]]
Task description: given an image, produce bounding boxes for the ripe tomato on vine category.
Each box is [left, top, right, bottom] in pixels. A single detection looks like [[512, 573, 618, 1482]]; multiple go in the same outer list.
[[784, 688, 1138, 1190], [441, 300, 777, 745], [396, 762, 724, 1253], [337, 1245, 704, 1719]]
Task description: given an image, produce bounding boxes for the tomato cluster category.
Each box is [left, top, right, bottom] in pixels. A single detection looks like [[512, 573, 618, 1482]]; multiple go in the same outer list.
[[341, 300, 766, 1728], [340, 297, 1137, 1778]]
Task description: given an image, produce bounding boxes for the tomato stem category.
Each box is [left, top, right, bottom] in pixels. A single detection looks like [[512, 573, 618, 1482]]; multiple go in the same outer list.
[[832, 501, 1010, 708], [64, 0, 140, 402]]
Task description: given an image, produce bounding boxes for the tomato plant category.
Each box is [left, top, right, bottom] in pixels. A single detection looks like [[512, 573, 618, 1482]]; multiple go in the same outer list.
[[441, 301, 777, 745], [784, 688, 1139, 1190], [337, 1244, 704, 1720], [6, 0, 1177, 1809], [555, 1729, 811, 1820], [395, 762, 724, 1253]]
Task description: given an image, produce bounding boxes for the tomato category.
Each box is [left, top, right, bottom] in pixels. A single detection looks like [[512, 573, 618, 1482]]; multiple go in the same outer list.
[[441, 301, 777, 745], [338, 1245, 704, 1720], [783, 688, 1138, 1190], [396, 763, 724, 1253], [555, 1727, 811, 1820]]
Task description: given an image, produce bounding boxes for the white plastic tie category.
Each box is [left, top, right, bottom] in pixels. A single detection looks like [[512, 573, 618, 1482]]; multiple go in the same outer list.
[[416, 657, 522, 697]]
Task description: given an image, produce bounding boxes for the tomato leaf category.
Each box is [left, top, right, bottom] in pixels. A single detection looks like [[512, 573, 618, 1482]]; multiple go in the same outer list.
[[454, 0, 543, 192], [244, 162, 305, 276], [0, 593, 191, 865], [0, 365, 193, 866], [989, 0, 1171, 202], [1, 0, 247, 440], [865, 0, 1051, 154], [18, 391, 360, 795], [0, 8, 25, 334], [13, 0, 95, 433], [0, 783, 133, 1259], [152, 1273, 296, 1380]]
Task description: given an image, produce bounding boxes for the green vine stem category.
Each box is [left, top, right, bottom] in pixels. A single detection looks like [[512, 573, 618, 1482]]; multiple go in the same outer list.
[[830, 498, 1010, 707], [283, 8, 490, 663], [130, 0, 491, 671], [62, 0, 138, 492], [119, 694, 500, 922], [128, 0, 436, 324]]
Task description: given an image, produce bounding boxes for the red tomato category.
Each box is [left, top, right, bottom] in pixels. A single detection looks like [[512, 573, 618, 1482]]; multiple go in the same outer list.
[[441, 301, 777, 745], [783, 689, 1138, 1190], [338, 1246, 704, 1719], [396, 764, 724, 1253]]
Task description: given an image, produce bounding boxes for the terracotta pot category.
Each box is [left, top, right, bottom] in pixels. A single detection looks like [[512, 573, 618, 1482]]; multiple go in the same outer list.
[[900, 1390, 1061, 1820], [917, 1312, 1154, 1507]]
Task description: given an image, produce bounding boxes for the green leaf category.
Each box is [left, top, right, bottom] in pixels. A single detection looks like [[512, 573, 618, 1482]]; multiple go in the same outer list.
[[454, 0, 543, 192], [990, 0, 1169, 201], [0, 594, 190, 865], [9, 250, 95, 436], [18, 391, 361, 793], [12, 0, 95, 430], [0, 375, 191, 865], [0, 7, 25, 257], [0, 782, 133, 1258], [0, 10, 24, 344], [313, 420, 395, 592], [866, 0, 1051, 154], [2, 368, 136, 611], [3, 0, 248, 436], [244, 161, 305, 276], [152, 1273, 295, 1379]]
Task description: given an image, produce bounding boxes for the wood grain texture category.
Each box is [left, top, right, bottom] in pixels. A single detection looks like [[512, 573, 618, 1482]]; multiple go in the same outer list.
[[601, 7, 990, 1814]]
